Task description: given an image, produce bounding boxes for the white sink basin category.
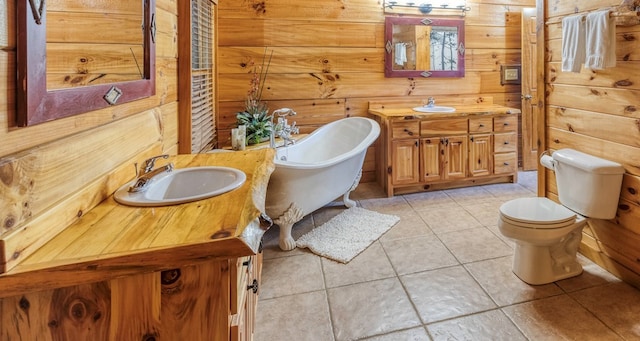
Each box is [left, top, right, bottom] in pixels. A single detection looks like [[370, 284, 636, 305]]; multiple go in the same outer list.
[[114, 166, 246, 207], [412, 106, 456, 113]]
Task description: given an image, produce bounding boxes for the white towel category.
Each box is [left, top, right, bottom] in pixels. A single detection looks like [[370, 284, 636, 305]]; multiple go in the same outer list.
[[394, 43, 407, 66], [561, 14, 586, 72], [585, 10, 616, 70]]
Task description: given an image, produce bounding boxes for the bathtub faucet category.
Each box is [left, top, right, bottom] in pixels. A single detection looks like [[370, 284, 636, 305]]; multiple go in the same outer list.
[[270, 108, 298, 148]]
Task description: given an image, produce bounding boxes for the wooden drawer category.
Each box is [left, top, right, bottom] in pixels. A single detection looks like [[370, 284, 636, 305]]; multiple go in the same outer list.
[[469, 117, 493, 133], [421, 118, 467, 136], [493, 115, 517, 132], [494, 152, 517, 174], [494, 133, 517, 153], [391, 121, 419, 139]]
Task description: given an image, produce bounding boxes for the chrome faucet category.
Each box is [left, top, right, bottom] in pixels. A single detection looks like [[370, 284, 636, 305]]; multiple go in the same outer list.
[[269, 108, 298, 148], [129, 154, 174, 192], [426, 97, 435, 107]]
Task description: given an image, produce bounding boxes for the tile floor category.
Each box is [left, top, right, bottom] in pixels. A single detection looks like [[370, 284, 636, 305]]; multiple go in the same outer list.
[[255, 172, 640, 340]]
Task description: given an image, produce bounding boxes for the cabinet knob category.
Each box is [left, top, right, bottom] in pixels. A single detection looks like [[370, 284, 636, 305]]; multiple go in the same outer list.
[[504, 123, 509, 126], [247, 279, 259, 294], [479, 124, 484, 127], [243, 258, 252, 267], [404, 128, 414, 136], [504, 141, 509, 144], [503, 162, 509, 165]]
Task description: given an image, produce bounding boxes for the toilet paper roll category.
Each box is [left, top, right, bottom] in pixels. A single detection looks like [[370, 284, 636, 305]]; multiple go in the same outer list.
[[540, 154, 555, 170]]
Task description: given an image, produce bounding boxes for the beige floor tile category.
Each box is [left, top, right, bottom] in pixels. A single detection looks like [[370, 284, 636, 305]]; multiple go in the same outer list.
[[416, 205, 483, 234], [503, 294, 622, 340], [360, 195, 414, 214], [256, 173, 640, 340], [379, 211, 433, 242], [381, 234, 458, 275], [482, 183, 536, 201], [427, 309, 526, 341], [402, 266, 497, 323], [255, 290, 334, 341], [465, 256, 564, 306], [259, 253, 324, 299], [328, 278, 421, 341], [517, 171, 538, 192], [362, 327, 430, 340], [570, 282, 640, 340], [460, 198, 505, 228], [322, 242, 396, 288], [403, 190, 456, 210], [443, 186, 493, 205], [438, 227, 513, 263]]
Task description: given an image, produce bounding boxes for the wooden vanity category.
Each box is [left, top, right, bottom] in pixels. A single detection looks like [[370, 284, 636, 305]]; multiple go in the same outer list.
[[369, 101, 521, 197], [0, 149, 275, 341]]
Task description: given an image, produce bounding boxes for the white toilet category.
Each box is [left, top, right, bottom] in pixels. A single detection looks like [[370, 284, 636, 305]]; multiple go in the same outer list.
[[498, 149, 624, 285]]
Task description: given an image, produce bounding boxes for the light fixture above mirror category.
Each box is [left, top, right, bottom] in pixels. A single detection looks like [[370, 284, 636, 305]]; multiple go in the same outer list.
[[384, 0, 470, 16]]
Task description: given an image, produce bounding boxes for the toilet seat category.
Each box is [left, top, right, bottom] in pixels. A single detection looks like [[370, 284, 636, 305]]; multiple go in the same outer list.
[[499, 197, 576, 229]]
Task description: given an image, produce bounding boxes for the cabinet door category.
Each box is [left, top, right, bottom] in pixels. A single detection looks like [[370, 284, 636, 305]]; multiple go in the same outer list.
[[420, 138, 443, 182], [469, 134, 492, 177], [443, 136, 467, 180], [391, 139, 419, 184]]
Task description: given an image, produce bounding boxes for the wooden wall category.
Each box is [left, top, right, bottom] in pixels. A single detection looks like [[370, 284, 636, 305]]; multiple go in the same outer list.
[[216, 0, 536, 182], [542, 0, 640, 287], [0, 0, 179, 271]]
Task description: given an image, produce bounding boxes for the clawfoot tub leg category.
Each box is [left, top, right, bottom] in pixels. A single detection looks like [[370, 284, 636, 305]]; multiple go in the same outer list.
[[273, 203, 305, 251], [343, 169, 362, 208]]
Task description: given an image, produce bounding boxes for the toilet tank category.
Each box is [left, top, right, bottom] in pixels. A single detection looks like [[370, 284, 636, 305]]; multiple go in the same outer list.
[[551, 149, 624, 219]]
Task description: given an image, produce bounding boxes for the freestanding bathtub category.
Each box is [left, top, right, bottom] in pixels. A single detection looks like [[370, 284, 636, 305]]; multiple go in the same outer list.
[[265, 116, 380, 250]]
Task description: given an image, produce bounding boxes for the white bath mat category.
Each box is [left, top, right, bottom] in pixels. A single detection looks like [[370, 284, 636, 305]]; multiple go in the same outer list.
[[296, 207, 400, 263]]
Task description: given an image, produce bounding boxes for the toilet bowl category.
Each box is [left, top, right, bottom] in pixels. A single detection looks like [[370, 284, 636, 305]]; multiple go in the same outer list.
[[497, 149, 624, 285], [498, 197, 587, 285]]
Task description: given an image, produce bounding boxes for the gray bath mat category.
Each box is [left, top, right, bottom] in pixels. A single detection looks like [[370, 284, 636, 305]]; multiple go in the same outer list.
[[296, 206, 400, 263]]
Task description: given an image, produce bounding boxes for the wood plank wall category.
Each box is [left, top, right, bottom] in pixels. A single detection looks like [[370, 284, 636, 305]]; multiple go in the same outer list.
[[0, 0, 179, 271], [217, 0, 535, 182], [543, 0, 640, 287]]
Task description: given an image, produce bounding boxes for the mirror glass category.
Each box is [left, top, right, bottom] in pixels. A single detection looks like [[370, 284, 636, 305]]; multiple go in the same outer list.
[[384, 17, 465, 78], [16, 0, 156, 126]]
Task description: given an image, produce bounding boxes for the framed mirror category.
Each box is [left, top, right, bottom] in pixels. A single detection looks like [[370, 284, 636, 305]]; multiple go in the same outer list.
[[16, 0, 156, 126], [384, 16, 465, 78]]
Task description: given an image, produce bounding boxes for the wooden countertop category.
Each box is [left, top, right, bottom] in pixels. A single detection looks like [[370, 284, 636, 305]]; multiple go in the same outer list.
[[368, 104, 521, 119], [0, 149, 275, 298]]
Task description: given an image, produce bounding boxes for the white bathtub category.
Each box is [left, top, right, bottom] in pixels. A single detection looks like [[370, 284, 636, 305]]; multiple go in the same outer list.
[[265, 117, 380, 250]]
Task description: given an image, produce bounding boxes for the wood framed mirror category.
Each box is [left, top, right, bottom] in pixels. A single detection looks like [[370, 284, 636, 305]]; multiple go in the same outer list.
[[16, 0, 156, 126], [384, 16, 465, 78]]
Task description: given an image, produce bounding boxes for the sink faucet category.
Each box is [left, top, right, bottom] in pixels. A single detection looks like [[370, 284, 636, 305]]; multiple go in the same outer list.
[[426, 97, 435, 107], [269, 108, 298, 148], [129, 154, 174, 192]]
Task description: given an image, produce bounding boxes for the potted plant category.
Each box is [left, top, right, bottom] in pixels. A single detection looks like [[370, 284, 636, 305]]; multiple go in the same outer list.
[[236, 49, 273, 145]]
